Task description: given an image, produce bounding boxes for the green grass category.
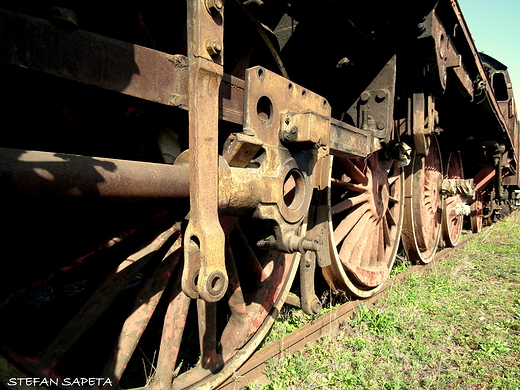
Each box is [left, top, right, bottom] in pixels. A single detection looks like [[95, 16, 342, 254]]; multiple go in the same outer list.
[[260, 306, 317, 347], [250, 212, 520, 390]]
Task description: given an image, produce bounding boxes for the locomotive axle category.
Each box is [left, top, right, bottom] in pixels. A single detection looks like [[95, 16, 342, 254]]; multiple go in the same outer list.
[[0, 147, 315, 225]]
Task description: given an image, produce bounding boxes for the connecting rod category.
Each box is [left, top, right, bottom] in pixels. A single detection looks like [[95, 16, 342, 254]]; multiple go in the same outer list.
[[0, 147, 190, 200]]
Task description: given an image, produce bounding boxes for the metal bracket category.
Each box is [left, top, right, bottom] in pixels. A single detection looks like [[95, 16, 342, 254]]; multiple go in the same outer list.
[[222, 133, 263, 168], [418, 11, 473, 98], [183, 0, 227, 303], [244, 66, 331, 148], [346, 55, 397, 142], [411, 91, 436, 156], [300, 251, 322, 315], [307, 155, 333, 268], [237, 67, 331, 233], [280, 111, 330, 147]]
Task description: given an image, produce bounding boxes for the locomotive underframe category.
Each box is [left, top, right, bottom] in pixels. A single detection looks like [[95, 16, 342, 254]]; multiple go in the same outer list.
[[0, 1, 518, 389]]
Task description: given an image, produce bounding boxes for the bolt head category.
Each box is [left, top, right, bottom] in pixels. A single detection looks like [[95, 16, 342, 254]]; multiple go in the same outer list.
[[360, 91, 371, 102], [206, 40, 222, 56], [311, 299, 322, 314], [376, 90, 387, 101]]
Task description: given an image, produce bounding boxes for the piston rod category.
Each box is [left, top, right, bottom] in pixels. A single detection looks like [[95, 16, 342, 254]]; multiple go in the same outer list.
[[0, 147, 190, 200]]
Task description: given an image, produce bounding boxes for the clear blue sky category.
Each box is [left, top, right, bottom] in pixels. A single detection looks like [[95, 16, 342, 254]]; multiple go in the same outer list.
[[458, 0, 520, 93]]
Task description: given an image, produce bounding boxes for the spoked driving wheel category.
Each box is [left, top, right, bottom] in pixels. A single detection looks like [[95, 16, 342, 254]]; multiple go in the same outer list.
[[0, 212, 298, 390], [442, 151, 464, 247], [402, 136, 443, 264], [470, 190, 484, 233], [322, 149, 404, 298]]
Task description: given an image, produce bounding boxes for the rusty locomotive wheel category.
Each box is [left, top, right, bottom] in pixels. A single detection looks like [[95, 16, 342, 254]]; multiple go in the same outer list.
[[0, 209, 299, 390], [470, 190, 484, 233], [322, 149, 405, 298], [442, 151, 464, 247], [402, 137, 443, 264]]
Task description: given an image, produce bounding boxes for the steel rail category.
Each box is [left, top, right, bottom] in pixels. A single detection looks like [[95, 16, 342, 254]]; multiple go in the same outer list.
[[216, 237, 473, 390]]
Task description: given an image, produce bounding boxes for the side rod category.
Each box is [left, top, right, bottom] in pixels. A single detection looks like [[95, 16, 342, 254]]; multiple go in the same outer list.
[[0, 147, 190, 200], [182, 0, 228, 303]]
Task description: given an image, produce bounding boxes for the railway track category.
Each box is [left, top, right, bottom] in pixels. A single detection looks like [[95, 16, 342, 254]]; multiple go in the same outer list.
[[216, 237, 473, 390]]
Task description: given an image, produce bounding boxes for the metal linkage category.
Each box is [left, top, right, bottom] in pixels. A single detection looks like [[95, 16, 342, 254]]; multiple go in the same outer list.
[[183, 0, 227, 303], [233, 66, 333, 314]]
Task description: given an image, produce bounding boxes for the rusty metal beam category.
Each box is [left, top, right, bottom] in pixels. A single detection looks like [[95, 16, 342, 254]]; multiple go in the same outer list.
[[448, 1, 513, 148], [0, 147, 190, 200], [0, 8, 244, 125], [0, 8, 376, 159], [329, 119, 373, 158]]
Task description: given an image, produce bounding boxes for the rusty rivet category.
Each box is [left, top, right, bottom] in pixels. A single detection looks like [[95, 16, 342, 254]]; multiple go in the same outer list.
[[376, 90, 387, 101], [206, 0, 223, 14], [360, 91, 371, 102], [282, 129, 297, 143], [206, 40, 222, 56]]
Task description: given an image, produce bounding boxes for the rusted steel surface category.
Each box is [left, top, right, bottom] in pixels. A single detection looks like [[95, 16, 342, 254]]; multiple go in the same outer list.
[[0, 9, 187, 106], [470, 190, 484, 233], [182, 0, 227, 304], [411, 92, 435, 156], [148, 217, 300, 390], [402, 137, 443, 264], [323, 150, 404, 297], [473, 164, 496, 193], [0, 1, 518, 389], [421, 10, 473, 98], [346, 56, 397, 142], [153, 271, 191, 390], [0, 147, 190, 200], [442, 152, 465, 247], [216, 239, 472, 390], [102, 236, 183, 388], [0, 6, 379, 157], [220, 74, 245, 125], [329, 119, 373, 159], [448, 0, 513, 149], [299, 251, 321, 315], [3, 225, 180, 379], [0, 8, 245, 125]]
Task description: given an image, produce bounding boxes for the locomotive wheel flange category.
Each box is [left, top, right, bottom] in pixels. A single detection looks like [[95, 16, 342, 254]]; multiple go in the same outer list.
[[470, 190, 484, 233], [442, 151, 464, 247], [402, 136, 443, 264], [322, 149, 405, 298]]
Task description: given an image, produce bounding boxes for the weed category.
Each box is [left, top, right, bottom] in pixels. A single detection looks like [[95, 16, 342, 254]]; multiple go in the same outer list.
[[474, 339, 511, 359], [351, 304, 398, 335], [390, 255, 411, 276], [261, 306, 315, 347]]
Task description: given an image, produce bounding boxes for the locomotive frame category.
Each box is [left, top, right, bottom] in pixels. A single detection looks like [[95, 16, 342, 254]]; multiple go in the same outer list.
[[0, 0, 518, 389]]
